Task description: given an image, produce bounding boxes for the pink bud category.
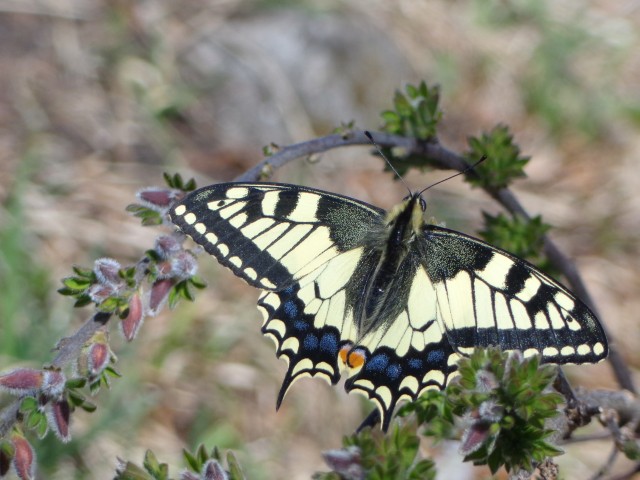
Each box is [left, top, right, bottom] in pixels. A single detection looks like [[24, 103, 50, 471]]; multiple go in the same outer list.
[[322, 446, 363, 480], [0, 446, 11, 476], [93, 258, 122, 286], [86, 341, 110, 377], [460, 421, 491, 456], [0, 369, 43, 395], [121, 292, 144, 341], [137, 187, 182, 209], [171, 251, 198, 280], [155, 235, 182, 259], [47, 400, 71, 443], [41, 370, 66, 399], [10, 433, 35, 480], [87, 283, 117, 304], [147, 279, 175, 316], [180, 472, 199, 480], [201, 460, 228, 480]]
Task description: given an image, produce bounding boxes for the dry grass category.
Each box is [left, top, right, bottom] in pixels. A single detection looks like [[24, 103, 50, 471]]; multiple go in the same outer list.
[[1, 0, 639, 478]]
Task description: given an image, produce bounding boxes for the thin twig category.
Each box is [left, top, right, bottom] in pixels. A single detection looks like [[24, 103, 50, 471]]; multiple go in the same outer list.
[[235, 130, 632, 392]]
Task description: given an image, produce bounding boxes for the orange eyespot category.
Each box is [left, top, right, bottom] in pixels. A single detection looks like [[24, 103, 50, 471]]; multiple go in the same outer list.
[[339, 346, 367, 369]]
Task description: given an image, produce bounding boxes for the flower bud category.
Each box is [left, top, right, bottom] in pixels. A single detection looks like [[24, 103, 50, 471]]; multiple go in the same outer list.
[[201, 460, 228, 480], [121, 291, 145, 341], [0, 369, 43, 395], [47, 400, 71, 443], [147, 279, 175, 316], [137, 187, 182, 209], [10, 432, 35, 480], [93, 258, 122, 286]]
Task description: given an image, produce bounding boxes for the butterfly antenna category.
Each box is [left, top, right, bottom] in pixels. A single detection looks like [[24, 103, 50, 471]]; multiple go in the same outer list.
[[364, 131, 412, 196], [418, 155, 487, 195]]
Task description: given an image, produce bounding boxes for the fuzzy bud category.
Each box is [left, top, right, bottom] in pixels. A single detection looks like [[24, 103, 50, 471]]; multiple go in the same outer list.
[[171, 251, 198, 280], [137, 187, 182, 209], [322, 446, 363, 480], [10, 432, 35, 480], [41, 370, 66, 399], [77, 331, 112, 377], [201, 460, 228, 480], [147, 278, 175, 316], [460, 421, 492, 456], [154, 235, 183, 259], [93, 258, 123, 286], [0, 369, 43, 395], [47, 399, 71, 443], [120, 291, 145, 341], [180, 472, 200, 480]]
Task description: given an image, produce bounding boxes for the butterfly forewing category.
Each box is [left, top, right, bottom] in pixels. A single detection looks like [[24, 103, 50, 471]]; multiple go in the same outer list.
[[170, 181, 608, 431], [171, 183, 385, 291], [422, 226, 607, 363]]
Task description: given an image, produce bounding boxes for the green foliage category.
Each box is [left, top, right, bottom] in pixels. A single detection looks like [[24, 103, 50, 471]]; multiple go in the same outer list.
[[465, 125, 529, 190], [314, 424, 436, 480], [167, 278, 206, 308], [447, 348, 564, 474], [19, 397, 49, 439], [381, 81, 442, 140], [126, 204, 165, 226], [163, 173, 196, 192], [479, 213, 555, 275]]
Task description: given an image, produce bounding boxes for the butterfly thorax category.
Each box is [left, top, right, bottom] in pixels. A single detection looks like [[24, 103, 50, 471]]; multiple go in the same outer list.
[[359, 195, 425, 331]]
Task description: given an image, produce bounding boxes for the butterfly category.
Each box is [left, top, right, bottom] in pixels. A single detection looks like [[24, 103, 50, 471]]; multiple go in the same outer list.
[[169, 182, 608, 430]]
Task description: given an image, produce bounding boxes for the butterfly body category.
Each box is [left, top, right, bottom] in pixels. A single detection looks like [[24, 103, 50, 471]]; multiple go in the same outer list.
[[170, 182, 607, 430]]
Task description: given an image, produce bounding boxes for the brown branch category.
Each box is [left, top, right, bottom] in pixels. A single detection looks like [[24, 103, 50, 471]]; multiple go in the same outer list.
[[235, 130, 632, 392]]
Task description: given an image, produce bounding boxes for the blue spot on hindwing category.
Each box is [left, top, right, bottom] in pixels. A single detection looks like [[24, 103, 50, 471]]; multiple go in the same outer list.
[[385, 364, 402, 380], [293, 320, 308, 331], [283, 300, 298, 319], [281, 285, 295, 295], [303, 334, 319, 350], [319, 333, 338, 354], [408, 358, 423, 370], [365, 353, 389, 372], [427, 349, 445, 365]]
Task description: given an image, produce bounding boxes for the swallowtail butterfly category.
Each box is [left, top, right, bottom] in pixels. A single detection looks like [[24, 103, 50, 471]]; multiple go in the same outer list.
[[170, 182, 607, 430]]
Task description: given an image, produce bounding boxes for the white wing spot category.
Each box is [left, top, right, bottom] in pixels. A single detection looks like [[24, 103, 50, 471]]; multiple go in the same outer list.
[[194, 222, 206, 235], [288, 193, 321, 222], [218, 243, 229, 256], [561, 346, 575, 356], [184, 212, 197, 225], [262, 191, 281, 216], [543, 347, 559, 356], [534, 311, 550, 329], [205, 232, 218, 245], [241, 218, 276, 239], [174, 205, 186, 216], [494, 294, 512, 330], [523, 348, 539, 358], [244, 267, 257, 280], [423, 370, 446, 386], [554, 292, 575, 311], [229, 212, 248, 228], [577, 344, 591, 355], [511, 300, 532, 329], [478, 254, 513, 290], [474, 279, 495, 329], [518, 275, 542, 302], [228, 256, 242, 268], [593, 342, 605, 356], [226, 187, 250, 199], [260, 278, 276, 289]]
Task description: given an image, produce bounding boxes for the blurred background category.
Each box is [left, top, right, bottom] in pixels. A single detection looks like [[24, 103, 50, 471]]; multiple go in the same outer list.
[[0, 0, 639, 478]]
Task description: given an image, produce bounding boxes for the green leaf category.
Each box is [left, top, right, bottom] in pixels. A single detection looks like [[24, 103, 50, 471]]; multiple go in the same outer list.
[[465, 124, 529, 189]]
